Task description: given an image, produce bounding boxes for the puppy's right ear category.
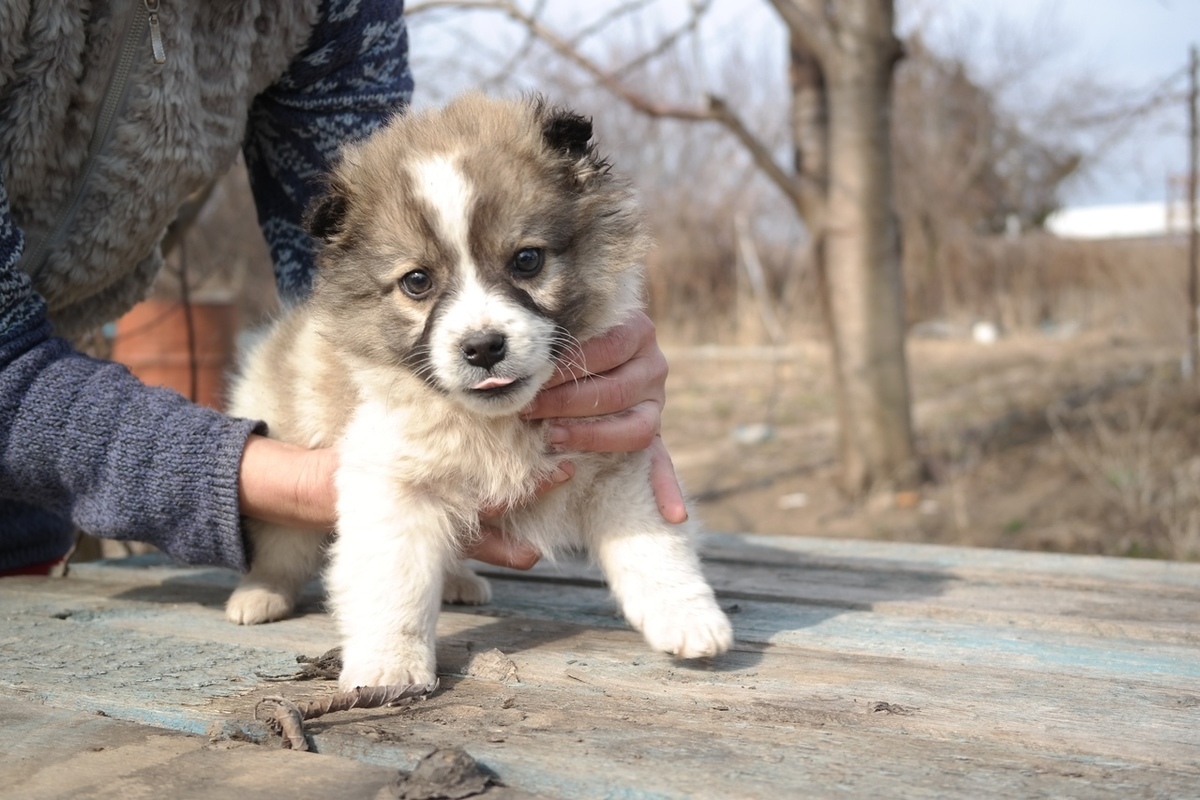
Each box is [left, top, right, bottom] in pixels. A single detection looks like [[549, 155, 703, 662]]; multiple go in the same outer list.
[[541, 109, 593, 161], [305, 180, 350, 245]]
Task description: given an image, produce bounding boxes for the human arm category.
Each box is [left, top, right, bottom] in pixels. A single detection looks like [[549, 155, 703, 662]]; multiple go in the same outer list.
[[0, 181, 261, 572], [241, 0, 413, 303]]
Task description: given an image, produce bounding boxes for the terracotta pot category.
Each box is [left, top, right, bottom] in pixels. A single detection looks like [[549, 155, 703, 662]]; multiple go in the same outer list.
[[111, 298, 238, 411]]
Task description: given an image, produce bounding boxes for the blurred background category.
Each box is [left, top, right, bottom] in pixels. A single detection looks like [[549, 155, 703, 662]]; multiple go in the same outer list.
[[107, 0, 1200, 561]]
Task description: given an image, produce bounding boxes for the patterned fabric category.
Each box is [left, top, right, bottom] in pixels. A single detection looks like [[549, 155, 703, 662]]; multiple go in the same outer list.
[[0, 183, 74, 569], [245, 0, 412, 302], [0, 183, 44, 347], [0, 0, 412, 571]]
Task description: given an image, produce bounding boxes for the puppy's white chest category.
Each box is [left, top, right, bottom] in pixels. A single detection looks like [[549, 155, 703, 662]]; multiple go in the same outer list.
[[340, 397, 551, 512]]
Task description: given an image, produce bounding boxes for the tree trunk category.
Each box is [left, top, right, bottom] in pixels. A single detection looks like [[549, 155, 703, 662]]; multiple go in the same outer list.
[[776, 0, 917, 494]]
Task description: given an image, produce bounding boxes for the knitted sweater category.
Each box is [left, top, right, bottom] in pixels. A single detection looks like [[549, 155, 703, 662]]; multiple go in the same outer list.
[[0, 0, 413, 571]]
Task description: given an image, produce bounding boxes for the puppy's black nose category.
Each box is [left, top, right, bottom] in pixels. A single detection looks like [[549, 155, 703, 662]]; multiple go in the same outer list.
[[461, 331, 507, 369]]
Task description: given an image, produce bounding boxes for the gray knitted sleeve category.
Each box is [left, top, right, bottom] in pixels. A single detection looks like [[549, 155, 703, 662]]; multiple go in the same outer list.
[[0, 178, 261, 572]]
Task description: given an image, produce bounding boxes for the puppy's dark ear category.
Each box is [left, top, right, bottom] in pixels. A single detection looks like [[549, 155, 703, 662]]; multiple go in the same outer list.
[[532, 97, 609, 185], [541, 107, 593, 160], [305, 181, 350, 244]]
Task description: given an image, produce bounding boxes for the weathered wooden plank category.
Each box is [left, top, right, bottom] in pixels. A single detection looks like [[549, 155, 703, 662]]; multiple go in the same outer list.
[[56, 534, 1200, 643], [698, 532, 1200, 586], [18, 556, 1200, 690], [1, 534, 1197, 799], [286, 670, 1198, 800], [0, 697, 398, 800], [481, 533, 1200, 653]]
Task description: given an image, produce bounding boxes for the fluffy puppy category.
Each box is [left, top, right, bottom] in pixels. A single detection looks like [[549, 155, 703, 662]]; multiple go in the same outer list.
[[225, 94, 732, 690]]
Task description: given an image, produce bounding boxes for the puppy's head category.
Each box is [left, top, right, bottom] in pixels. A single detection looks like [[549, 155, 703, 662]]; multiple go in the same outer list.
[[307, 93, 649, 416]]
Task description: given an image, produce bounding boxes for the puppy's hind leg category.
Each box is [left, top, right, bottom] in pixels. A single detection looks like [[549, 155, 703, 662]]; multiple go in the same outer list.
[[226, 522, 328, 625]]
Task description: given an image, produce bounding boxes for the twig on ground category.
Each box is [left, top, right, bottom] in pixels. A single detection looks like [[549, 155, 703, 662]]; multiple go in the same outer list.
[[255, 680, 440, 751]]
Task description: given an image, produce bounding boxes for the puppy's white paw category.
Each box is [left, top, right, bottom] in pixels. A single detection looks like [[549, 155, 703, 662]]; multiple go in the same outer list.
[[225, 585, 295, 625], [442, 569, 491, 605], [638, 600, 733, 659], [338, 645, 437, 692]]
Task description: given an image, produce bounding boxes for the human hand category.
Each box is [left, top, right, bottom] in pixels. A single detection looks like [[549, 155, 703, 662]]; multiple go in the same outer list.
[[238, 435, 339, 531], [465, 528, 543, 570], [521, 310, 687, 524], [470, 461, 576, 570]]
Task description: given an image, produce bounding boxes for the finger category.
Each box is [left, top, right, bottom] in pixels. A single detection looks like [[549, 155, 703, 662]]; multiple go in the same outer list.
[[542, 310, 655, 390], [547, 401, 660, 454], [464, 527, 542, 570], [649, 436, 688, 524], [527, 345, 666, 421]]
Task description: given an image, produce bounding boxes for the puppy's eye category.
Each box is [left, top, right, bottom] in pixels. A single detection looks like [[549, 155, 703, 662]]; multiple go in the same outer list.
[[511, 247, 544, 278], [399, 270, 433, 299]]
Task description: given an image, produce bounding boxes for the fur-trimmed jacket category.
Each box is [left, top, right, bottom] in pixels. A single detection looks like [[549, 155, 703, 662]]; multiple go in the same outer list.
[[0, 0, 412, 570]]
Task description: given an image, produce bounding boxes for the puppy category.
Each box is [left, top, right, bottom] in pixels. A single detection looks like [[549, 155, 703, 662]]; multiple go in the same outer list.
[[224, 94, 732, 690]]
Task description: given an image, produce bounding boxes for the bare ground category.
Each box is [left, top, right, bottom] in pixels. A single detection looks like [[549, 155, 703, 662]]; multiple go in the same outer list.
[[662, 329, 1200, 561]]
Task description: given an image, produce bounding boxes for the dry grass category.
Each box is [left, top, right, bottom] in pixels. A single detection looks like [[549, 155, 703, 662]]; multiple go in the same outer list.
[[1047, 373, 1200, 560], [662, 330, 1198, 561], [648, 219, 1190, 347]]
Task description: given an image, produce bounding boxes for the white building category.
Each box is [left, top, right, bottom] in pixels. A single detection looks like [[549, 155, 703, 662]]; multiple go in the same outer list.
[[1045, 202, 1194, 240]]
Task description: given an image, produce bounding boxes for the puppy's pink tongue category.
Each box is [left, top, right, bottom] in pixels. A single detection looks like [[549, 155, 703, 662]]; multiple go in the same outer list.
[[473, 376, 516, 390]]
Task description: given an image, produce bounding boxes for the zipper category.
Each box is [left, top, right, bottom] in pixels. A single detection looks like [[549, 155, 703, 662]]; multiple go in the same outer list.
[[146, 0, 166, 65], [23, 1, 163, 278]]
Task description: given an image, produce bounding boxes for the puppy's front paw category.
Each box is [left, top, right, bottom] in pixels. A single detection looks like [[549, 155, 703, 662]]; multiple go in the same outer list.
[[442, 569, 491, 605], [638, 599, 733, 659], [338, 643, 437, 692], [225, 585, 295, 625]]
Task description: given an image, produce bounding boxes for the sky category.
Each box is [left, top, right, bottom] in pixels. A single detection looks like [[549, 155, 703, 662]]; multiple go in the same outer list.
[[409, 1, 1200, 208], [630, 0, 1200, 206], [912, 0, 1200, 207]]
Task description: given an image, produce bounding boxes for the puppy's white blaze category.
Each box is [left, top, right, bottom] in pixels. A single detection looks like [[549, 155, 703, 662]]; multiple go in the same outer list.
[[449, 270, 505, 331], [413, 155, 475, 280]]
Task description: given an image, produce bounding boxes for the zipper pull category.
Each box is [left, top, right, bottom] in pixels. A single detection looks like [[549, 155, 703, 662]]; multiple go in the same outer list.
[[145, 0, 165, 64]]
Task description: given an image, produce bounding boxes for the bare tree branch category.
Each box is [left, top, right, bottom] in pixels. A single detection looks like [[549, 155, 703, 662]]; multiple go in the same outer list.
[[610, 0, 715, 81], [480, 0, 550, 90], [1055, 66, 1188, 130], [706, 95, 811, 220], [408, 0, 810, 217], [566, 0, 658, 49], [411, 0, 713, 83]]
